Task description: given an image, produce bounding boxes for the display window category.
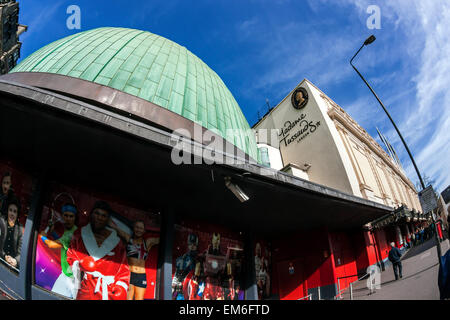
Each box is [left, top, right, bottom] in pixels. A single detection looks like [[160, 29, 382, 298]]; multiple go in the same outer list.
[[0, 159, 33, 274], [254, 240, 272, 300], [35, 181, 160, 300], [172, 220, 245, 300]]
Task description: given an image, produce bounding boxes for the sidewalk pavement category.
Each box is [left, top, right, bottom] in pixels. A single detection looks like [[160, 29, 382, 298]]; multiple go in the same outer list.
[[341, 238, 450, 300]]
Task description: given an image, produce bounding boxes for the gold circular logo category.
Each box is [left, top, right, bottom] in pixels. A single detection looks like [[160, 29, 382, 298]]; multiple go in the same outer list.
[[291, 87, 308, 110]]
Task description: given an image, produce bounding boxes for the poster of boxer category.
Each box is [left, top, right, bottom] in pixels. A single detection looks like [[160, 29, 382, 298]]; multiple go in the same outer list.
[[172, 220, 245, 300], [35, 181, 160, 300]]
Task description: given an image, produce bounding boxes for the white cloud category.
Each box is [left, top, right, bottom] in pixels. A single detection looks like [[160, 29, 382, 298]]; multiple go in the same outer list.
[[236, 21, 360, 93], [336, 0, 450, 192], [236, 17, 259, 41], [19, 2, 64, 42]]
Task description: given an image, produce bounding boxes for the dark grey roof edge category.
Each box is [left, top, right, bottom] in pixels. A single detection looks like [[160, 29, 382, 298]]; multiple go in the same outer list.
[[223, 162, 392, 211], [0, 79, 392, 213]]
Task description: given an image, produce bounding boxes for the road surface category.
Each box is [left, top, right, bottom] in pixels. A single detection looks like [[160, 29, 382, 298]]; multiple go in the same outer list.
[[342, 238, 449, 300]]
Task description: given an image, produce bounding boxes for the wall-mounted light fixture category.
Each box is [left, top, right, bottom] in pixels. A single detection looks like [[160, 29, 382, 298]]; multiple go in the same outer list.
[[224, 176, 250, 202]]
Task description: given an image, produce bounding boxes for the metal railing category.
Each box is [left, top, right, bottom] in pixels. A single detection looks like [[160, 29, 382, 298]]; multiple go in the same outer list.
[[336, 244, 415, 300], [335, 272, 371, 300], [0, 259, 22, 300], [297, 293, 312, 300], [0, 257, 19, 273]]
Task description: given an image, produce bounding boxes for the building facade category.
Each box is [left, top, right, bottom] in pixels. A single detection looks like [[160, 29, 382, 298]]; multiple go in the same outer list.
[[253, 79, 431, 298], [254, 79, 422, 212], [0, 0, 27, 75], [0, 27, 429, 301]]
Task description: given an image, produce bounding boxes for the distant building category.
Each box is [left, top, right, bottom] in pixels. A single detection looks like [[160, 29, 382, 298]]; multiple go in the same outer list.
[[441, 185, 450, 204], [0, 0, 27, 74], [439, 185, 450, 230]]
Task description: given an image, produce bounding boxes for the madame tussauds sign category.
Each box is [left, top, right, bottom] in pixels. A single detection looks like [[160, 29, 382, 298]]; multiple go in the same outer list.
[[278, 113, 321, 147]]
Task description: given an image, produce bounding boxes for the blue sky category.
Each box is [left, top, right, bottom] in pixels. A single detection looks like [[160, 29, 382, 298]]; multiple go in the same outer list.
[[18, 0, 449, 193]]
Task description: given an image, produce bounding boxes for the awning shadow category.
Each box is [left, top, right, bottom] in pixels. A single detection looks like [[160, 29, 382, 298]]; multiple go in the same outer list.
[[401, 238, 437, 260]]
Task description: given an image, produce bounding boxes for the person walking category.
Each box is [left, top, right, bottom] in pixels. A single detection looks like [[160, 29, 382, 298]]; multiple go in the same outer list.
[[447, 208, 450, 239], [438, 249, 450, 300], [420, 227, 425, 244], [388, 242, 403, 281]]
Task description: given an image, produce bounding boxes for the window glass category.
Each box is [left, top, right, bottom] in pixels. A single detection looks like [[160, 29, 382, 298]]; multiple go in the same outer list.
[[172, 220, 245, 300], [0, 160, 33, 274], [259, 147, 271, 168], [254, 240, 272, 300], [13, 50, 19, 63], [35, 181, 160, 300], [7, 55, 14, 70]]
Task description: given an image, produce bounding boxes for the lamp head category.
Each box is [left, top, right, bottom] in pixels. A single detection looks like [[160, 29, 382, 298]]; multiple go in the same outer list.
[[364, 35, 376, 46]]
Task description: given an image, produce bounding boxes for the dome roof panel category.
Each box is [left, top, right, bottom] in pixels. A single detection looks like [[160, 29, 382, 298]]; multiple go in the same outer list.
[[12, 27, 258, 160]]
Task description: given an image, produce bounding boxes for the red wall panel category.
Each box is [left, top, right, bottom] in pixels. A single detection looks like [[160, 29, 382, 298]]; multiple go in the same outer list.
[[271, 229, 335, 298], [375, 228, 391, 261], [329, 232, 357, 293], [270, 225, 402, 299], [277, 259, 306, 300]]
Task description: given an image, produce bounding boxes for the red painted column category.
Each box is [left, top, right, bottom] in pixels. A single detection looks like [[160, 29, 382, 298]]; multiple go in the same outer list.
[[437, 221, 443, 240], [364, 231, 378, 267]]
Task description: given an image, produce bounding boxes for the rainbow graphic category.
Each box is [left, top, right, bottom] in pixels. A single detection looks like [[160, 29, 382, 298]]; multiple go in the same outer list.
[[35, 239, 62, 292]]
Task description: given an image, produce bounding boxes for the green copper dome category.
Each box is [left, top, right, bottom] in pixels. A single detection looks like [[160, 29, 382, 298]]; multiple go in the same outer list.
[[11, 27, 258, 160]]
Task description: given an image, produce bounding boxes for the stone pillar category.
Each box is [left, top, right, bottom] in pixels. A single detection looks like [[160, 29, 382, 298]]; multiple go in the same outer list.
[[20, 172, 47, 300], [244, 231, 258, 300]]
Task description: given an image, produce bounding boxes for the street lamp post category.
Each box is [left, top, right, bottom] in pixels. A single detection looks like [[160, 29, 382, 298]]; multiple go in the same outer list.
[[350, 35, 443, 265]]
